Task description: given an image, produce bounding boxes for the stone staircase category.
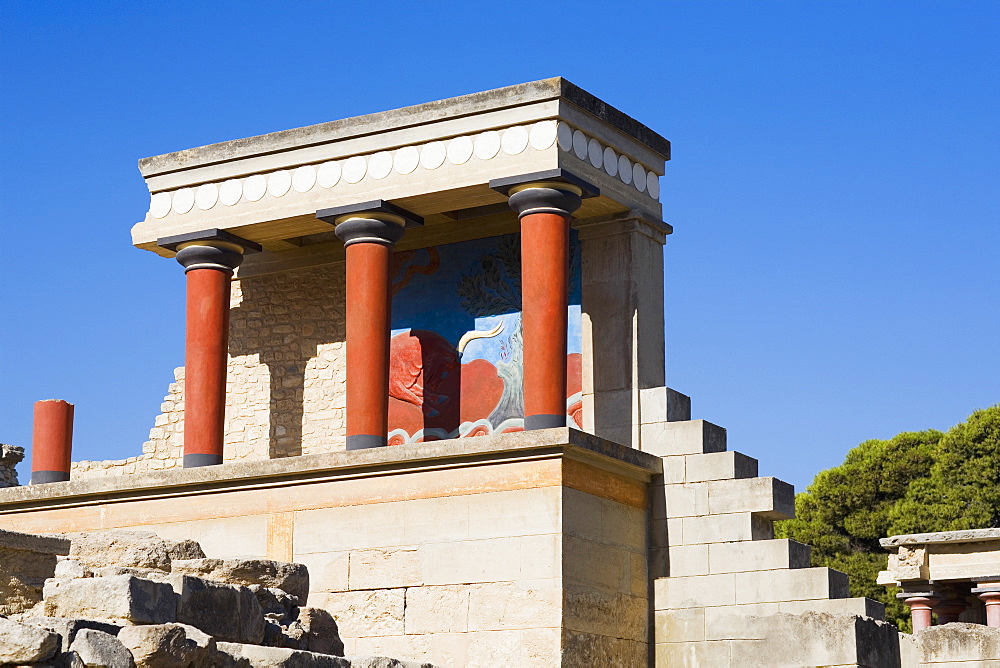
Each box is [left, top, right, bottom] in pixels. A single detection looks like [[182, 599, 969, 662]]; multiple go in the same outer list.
[[644, 396, 897, 666]]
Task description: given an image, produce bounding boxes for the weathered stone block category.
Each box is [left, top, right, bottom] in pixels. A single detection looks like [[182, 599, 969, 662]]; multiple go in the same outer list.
[[0, 530, 70, 616], [562, 629, 647, 667], [707, 538, 811, 574], [321, 589, 405, 638], [734, 567, 849, 604], [43, 575, 176, 624], [117, 623, 215, 668], [216, 642, 351, 667], [777, 596, 885, 619], [684, 451, 758, 483], [641, 420, 727, 457], [69, 629, 135, 668], [654, 573, 737, 609], [917, 622, 1000, 662], [171, 557, 308, 602], [67, 530, 205, 571], [678, 512, 774, 545], [668, 544, 710, 577], [169, 574, 265, 644], [0, 616, 59, 664], [467, 581, 562, 631], [348, 548, 421, 590], [654, 607, 705, 643], [404, 584, 469, 634], [25, 616, 123, 653], [707, 476, 795, 519]]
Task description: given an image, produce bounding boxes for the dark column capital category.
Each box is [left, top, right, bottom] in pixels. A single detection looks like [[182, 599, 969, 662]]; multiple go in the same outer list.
[[490, 169, 598, 219], [158, 229, 261, 274], [317, 200, 422, 247]]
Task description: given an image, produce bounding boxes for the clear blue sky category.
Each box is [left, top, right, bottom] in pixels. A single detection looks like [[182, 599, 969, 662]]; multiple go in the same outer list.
[[1, 1, 997, 492]]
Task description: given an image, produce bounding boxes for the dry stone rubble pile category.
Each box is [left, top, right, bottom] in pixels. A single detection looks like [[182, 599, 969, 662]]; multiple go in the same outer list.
[[0, 528, 433, 667]]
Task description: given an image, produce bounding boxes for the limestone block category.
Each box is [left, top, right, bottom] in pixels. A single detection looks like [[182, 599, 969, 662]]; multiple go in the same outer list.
[[707, 476, 795, 519], [562, 630, 647, 667], [654, 573, 737, 609], [640, 420, 726, 457], [654, 607, 705, 643], [67, 530, 205, 571], [777, 596, 885, 619], [216, 642, 351, 666], [0, 616, 59, 664], [677, 512, 774, 545], [171, 557, 309, 601], [459, 627, 561, 666], [707, 539, 811, 574], [564, 585, 648, 642], [658, 456, 686, 484], [422, 534, 559, 585], [349, 548, 422, 590], [640, 386, 668, 424], [293, 551, 349, 594], [661, 482, 710, 518], [321, 589, 405, 638], [917, 622, 1000, 663], [666, 388, 691, 422], [667, 544, 709, 577], [43, 575, 176, 625], [684, 451, 758, 483], [653, 639, 745, 668], [467, 581, 562, 631], [169, 574, 265, 644], [294, 607, 345, 656], [734, 567, 849, 604], [347, 659, 434, 668], [0, 529, 71, 554], [55, 558, 94, 580], [117, 623, 215, 668], [889, 545, 929, 581], [563, 535, 647, 597], [404, 584, 469, 634], [348, 635, 431, 665], [25, 617, 123, 652], [69, 629, 136, 668], [465, 486, 561, 541]]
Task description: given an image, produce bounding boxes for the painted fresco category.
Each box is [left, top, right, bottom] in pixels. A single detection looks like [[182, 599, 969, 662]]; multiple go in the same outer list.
[[387, 232, 582, 445]]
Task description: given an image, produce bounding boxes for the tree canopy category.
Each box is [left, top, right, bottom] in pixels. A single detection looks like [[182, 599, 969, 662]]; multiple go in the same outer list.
[[776, 404, 1000, 631]]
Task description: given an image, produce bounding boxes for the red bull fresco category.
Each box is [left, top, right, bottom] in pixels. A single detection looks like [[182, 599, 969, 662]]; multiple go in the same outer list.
[[387, 233, 582, 445]]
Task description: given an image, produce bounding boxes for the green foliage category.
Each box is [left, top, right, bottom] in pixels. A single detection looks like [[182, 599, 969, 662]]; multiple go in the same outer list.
[[776, 405, 1000, 632]]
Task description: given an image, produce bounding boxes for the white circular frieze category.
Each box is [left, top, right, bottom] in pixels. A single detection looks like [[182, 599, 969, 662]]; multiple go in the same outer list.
[[219, 179, 242, 206], [647, 172, 660, 200], [618, 155, 632, 185], [529, 120, 557, 150], [317, 161, 341, 188], [267, 170, 292, 197], [343, 156, 368, 183], [195, 183, 218, 210], [292, 165, 317, 192], [588, 138, 603, 169], [501, 126, 529, 155], [474, 131, 501, 160], [149, 192, 171, 219], [447, 136, 474, 165], [394, 146, 419, 174], [244, 175, 267, 201], [556, 122, 573, 152], [172, 188, 195, 214], [632, 163, 646, 192], [369, 151, 393, 179], [603, 147, 618, 177], [420, 142, 447, 170], [572, 130, 589, 160]]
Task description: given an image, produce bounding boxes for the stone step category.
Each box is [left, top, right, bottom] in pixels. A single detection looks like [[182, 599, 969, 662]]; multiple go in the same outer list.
[[654, 567, 849, 611], [641, 420, 727, 457], [666, 539, 810, 578], [663, 512, 775, 545], [706, 476, 795, 520], [683, 451, 758, 483]]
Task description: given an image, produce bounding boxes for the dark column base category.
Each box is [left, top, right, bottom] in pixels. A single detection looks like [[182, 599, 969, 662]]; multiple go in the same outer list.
[[346, 435, 387, 451], [525, 414, 566, 430], [31, 470, 70, 484], [183, 453, 223, 468]]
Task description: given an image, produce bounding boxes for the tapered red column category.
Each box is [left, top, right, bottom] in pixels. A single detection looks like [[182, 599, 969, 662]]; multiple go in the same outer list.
[[31, 399, 74, 483], [158, 230, 260, 467], [900, 593, 940, 631], [493, 171, 596, 430], [973, 578, 1000, 627], [318, 201, 422, 450]]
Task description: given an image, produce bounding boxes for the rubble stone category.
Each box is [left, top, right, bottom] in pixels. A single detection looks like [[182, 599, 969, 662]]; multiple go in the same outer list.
[[25, 616, 123, 652], [0, 529, 71, 616], [117, 623, 215, 668], [172, 558, 309, 602], [216, 641, 351, 667], [0, 443, 24, 487], [296, 607, 345, 656], [67, 530, 205, 571], [43, 575, 176, 625], [0, 615, 60, 663], [170, 574, 265, 644], [69, 628, 135, 667]]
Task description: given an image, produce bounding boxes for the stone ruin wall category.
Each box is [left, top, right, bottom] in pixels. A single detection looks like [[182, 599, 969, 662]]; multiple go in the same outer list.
[[73, 262, 348, 480]]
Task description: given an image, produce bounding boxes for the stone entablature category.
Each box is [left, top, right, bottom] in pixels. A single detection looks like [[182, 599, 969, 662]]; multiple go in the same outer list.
[[880, 528, 1000, 631]]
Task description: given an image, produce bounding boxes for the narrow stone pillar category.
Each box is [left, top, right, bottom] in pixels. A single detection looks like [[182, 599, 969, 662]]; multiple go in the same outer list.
[[491, 171, 597, 431], [900, 593, 940, 631], [158, 230, 260, 467], [973, 578, 1000, 627], [317, 201, 422, 450], [31, 399, 74, 483]]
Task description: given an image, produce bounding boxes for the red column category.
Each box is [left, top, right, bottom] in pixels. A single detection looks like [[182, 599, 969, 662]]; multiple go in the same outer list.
[[183, 266, 233, 466], [974, 583, 1000, 627], [903, 595, 940, 632], [318, 201, 421, 451], [31, 399, 74, 483], [521, 211, 571, 429], [159, 231, 260, 468], [344, 241, 393, 449], [497, 175, 592, 431]]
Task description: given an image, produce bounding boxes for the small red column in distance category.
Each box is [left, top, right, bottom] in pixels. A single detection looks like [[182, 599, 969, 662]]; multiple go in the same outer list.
[[31, 399, 74, 483]]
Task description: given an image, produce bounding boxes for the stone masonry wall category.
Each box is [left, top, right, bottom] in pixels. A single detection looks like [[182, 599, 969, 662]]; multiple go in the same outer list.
[[73, 262, 347, 479]]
